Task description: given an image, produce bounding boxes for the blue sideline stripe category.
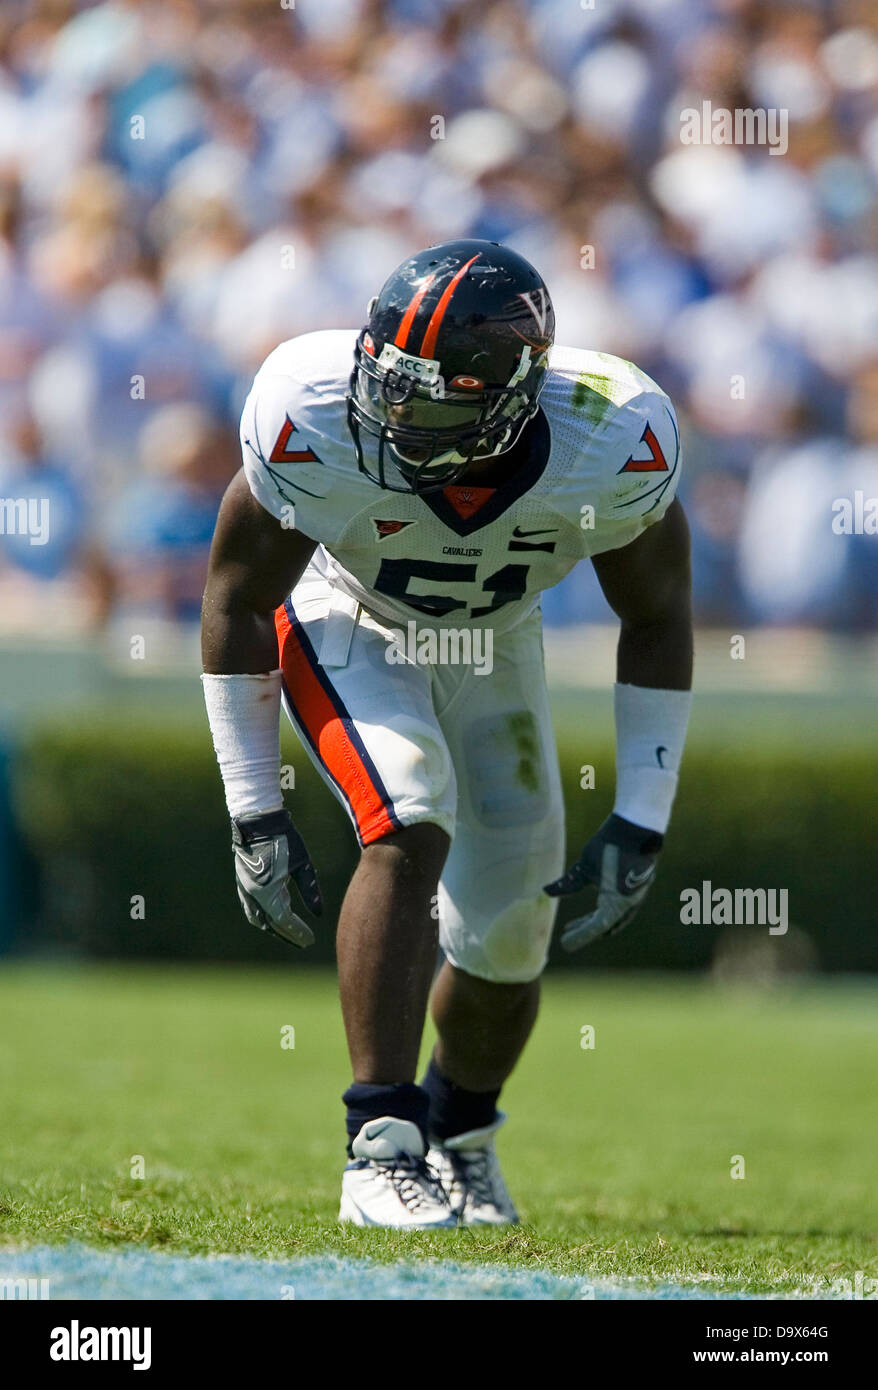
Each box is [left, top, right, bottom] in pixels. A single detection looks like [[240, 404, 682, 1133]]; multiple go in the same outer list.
[[0, 1244, 773, 1301]]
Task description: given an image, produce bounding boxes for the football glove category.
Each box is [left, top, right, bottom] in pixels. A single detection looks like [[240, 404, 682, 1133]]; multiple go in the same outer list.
[[231, 809, 323, 949], [544, 813, 663, 952]]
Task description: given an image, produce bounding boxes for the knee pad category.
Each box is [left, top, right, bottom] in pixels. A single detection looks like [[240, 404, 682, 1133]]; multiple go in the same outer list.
[[462, 710, 551, 829], [439, 875, 560, 984], [476, 890, 559, 983]]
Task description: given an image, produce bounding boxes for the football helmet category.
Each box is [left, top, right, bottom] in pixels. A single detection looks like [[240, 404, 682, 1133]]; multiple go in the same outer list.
[[347, 239, 555, 493]]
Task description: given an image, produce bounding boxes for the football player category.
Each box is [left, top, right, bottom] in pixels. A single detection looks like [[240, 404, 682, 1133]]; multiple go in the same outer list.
[[201, 240, 692, 1228]]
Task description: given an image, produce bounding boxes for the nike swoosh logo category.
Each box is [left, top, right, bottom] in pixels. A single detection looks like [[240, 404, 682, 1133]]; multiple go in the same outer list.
[[512, 525, 558, 538], [656, 746, 668, 769], [365, 1122, 394, 1142], [624, 865, 655, 891], [240, 852, 269, 878]]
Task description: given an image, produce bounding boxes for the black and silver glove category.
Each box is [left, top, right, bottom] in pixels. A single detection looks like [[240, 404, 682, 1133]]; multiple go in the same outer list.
[[544, 813, 663, 952], [231, 809, 323, 949]]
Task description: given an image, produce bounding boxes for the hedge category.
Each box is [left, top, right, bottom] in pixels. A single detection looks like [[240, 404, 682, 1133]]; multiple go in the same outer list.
[[11, 716, 877, 971]]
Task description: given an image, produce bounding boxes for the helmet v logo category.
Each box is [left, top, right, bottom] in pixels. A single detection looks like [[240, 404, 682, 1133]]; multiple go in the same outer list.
[[518, 289, 549, 336], [619, 422, 668, 473]]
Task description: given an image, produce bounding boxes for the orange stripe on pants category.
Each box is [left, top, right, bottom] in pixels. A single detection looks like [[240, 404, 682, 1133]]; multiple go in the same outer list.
[[275, 604, 399, 844]]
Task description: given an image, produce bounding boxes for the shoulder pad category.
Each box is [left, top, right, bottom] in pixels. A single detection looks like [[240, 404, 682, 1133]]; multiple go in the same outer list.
[[541, 349, 682, 548], [599, 385, 681, 524], [239, 331, 362, 540]]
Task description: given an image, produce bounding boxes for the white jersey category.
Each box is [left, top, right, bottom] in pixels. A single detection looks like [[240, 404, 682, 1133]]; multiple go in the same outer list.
[[240, 330, 681, 633]]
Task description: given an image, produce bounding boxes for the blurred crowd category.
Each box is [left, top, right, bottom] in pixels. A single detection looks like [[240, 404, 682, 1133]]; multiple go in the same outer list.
[[1, 0, 877, 633]]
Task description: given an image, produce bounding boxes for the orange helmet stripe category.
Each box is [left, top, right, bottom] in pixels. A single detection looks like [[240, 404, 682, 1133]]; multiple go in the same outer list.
[[393, 273, 438, 349], [418, 254, 480, 359]]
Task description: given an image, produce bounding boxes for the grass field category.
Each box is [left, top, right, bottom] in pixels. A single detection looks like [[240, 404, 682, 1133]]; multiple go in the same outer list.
[[1, 964, 875, 1297]]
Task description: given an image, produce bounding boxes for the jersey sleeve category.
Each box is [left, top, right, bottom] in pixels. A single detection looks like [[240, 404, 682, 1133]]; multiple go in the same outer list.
[[239, 371, 339, 543], [593, 389, 682, 552]]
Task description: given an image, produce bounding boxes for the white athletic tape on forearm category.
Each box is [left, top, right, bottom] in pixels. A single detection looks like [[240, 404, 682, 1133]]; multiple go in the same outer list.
[[201, 670, 284, 817], [612, 682, 693, 834]]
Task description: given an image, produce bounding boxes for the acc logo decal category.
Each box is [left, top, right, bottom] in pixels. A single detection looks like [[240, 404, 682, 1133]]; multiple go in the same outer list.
[[269, 416, 322, 465], [618, 422, 668, 473], [377, 341, 441, 383], [372, 519, 416, 541]]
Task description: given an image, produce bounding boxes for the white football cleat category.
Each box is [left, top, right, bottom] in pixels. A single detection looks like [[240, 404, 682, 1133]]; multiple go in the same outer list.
[[339, 1117, 458, 1229], [427, 1113, 519, 1226]]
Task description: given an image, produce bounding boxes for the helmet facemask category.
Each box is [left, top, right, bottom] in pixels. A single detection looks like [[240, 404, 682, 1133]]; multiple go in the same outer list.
[[347, 334, 546, 494]]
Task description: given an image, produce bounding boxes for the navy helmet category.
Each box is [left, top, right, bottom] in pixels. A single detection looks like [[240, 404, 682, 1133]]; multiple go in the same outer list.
[[347, 239, 555, 493]]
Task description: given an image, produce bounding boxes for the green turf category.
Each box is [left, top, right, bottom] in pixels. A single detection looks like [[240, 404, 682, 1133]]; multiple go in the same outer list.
[[0, 965, 875, 1295]]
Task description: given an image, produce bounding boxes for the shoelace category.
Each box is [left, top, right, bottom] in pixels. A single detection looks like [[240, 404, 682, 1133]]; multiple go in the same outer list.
[[385, 1156, 447, 1213], [449, 1149, 497, 1208]]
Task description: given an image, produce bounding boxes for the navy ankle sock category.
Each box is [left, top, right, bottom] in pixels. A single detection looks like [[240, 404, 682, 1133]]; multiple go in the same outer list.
[[421, 1058, 500, 1142], [342, 1082, 430, 1155]]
